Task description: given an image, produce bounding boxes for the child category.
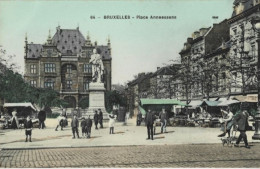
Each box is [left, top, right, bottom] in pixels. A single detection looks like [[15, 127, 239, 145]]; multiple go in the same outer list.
[[109, 114, 116, 134], [24, 116, 33, 142]]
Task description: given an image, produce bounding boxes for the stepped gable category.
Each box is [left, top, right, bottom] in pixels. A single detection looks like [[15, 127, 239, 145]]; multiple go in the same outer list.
[[27, 44, 43, 58], [52, 27, 86, 55]]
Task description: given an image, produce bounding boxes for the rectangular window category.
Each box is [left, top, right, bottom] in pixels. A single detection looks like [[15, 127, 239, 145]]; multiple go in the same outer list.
[[66, 80, 72, 89], [83, 64, 92, 73], [30, 80, 37, 87], [67, 65, 72, 73], [44, 63, 56, 73], [30, 65, 37, 74], [83, 81, 90, 91], [44, 81, 54, 89]]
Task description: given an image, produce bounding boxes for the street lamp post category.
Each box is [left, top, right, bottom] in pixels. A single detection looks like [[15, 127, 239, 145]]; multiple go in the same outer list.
[[252, 18, 260, 140]]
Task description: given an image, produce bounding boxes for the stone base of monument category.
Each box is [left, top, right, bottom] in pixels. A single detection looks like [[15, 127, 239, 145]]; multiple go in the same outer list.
[[82, 82, 109, 120]]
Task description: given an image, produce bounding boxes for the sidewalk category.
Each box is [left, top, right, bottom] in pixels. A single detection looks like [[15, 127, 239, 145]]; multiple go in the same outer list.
[[1, 118, 259, 149]]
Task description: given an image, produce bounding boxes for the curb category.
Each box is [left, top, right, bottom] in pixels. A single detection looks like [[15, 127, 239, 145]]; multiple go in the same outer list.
[[2, 142, 260, 150]]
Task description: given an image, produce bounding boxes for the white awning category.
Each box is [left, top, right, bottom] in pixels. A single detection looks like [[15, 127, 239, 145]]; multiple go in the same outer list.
[[188, 100, 203, 109], [3, 103, 37, 111], [217, 100, 240, 106]]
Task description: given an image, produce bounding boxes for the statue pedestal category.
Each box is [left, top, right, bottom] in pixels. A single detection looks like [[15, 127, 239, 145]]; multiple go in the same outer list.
[[83, 82, 109, 120]]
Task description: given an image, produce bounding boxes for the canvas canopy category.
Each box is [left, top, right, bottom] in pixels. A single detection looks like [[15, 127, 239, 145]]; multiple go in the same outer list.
[[233, 94, 257, 103], [4, 103, 37, 111], [217, 100, 240, 106], [201, 101, 221, 106], [188, 100, 203, 109], [140, 99, 187, 106], [138, 105, 146, 115]]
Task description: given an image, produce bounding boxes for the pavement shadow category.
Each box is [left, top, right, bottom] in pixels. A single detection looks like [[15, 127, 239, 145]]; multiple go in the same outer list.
[[114, 131, 125, 134], [89, 136, 102, 139], [153, 136, 165, 140], [155, 131, 175, 135]]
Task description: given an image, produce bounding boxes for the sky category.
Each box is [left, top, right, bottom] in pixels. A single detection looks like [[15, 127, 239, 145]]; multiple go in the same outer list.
[[0, 0, 234, 85]]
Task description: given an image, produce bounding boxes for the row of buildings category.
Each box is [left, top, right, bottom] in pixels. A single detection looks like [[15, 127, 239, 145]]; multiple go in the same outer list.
[[24, 26, 112, 108], [126, 0, 260, 115]]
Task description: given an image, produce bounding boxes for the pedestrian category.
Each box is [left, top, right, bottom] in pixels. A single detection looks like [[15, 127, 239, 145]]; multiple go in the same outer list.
[[71, 115, 80, 139], [159, 107, 168, 133], [125, 111, 130, 124], [109, 114, 116, 134], [218, 108, 234, 137], [85, 115, 93, 138], [24, 116, 33, 142], [38, 109, 46, 129], [233, 109, 250, 149], [80, 117, 86, 138], [137, 111, 142, 126], [11, 109, 19, 129], [94, 110, 99, 129], [98, 109, 103, 128], [62, 108, 67, 118], [145, 109, 155, 140], [55, 114, 66, 131]]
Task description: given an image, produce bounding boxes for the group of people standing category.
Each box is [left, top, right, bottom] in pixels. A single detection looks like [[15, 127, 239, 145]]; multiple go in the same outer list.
[[93, 109, 103, 129], [145, 107, 168, 140], [55, 109, 107, 139]]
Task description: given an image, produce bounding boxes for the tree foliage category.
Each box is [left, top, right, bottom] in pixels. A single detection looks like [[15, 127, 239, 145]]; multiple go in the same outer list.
[[105, 90, 127, 112]]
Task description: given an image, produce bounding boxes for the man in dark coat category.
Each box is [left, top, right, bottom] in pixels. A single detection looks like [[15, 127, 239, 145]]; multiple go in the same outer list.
[[24, 116, 33, 142], [233, 109, 250, 149], [38, 110, 46, 129], [98, 109, 103, 128], [80, 117, 86, 138], [94, 111, 99, 129], [71, 115, 80, 139], [145, 109, 155, 140], [137, 111, 142, 126], [85, 115, 93, 138]]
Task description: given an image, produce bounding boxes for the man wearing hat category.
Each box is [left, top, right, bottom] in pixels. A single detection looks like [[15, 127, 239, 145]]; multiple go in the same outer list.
[[98, 109, 103, 128], [71, 114, 80, 139], [145, 109, 156, 140], [80, 117, 87, 138], [85, 115, 93, 138], [233, 107, 250, 149], [94, 110, 99, 129]]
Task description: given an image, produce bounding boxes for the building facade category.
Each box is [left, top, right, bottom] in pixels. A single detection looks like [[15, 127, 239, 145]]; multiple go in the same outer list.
[[24, 26, 112, 108], [228, 0, 260, 95]]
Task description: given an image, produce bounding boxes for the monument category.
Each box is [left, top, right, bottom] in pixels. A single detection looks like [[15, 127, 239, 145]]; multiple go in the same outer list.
[[84, 48, 108, 119]]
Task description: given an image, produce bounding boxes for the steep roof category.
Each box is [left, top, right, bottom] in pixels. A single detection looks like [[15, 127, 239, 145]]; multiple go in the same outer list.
[[27, 44, 43, 58], [52, 28, 86, 55], [97, 45, 111, 60]]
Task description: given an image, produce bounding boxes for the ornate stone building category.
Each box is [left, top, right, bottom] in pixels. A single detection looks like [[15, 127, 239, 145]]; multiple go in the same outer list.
[[228, 0, 260, 95], [24, 26, 112, 108]]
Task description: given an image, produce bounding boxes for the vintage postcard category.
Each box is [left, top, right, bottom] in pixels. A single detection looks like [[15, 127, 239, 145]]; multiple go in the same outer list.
[[0, 0, 260, 168]]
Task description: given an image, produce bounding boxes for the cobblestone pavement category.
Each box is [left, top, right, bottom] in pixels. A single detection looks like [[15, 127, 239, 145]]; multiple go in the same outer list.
[[1, 143, 260, 168]]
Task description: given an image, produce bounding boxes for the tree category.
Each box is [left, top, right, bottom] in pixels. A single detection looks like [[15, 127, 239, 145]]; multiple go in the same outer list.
[[0, 47, 68, 108], [105, 90, 127, 113]]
